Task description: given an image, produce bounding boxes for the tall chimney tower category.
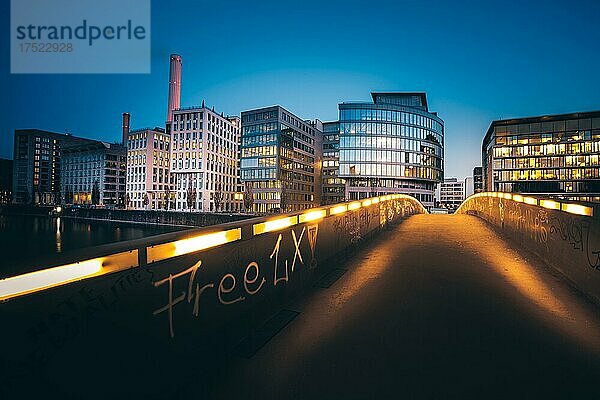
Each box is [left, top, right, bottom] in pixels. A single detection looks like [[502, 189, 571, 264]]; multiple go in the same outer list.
[[122, 112, 130, 145], [167, 54, 182, 123]]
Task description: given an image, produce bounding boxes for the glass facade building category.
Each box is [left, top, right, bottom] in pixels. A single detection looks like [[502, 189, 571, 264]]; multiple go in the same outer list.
[[483, 111, 600, 202], [240, 106, 322, 213], [338, 92, 444, 206], [322, 121, 345, 204]]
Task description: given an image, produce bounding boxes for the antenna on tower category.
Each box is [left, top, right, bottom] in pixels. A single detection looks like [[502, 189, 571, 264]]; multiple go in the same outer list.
[[202, 99, 205, 108]]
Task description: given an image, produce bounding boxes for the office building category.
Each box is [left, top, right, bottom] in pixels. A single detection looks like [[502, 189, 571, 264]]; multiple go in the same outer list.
[[473, 166, 483, 193], [483, 111, 600, 201], [240, 106, 323, 213], [12, 129, 92, 204], [0, 158, 12, 204], [338, 92, 444, 207], [61, 141, 127, 207], [322, 121, 345, 205], [126, 126, 173, 210], [170, 106, 242, 212], [439, 178, 464, 210]]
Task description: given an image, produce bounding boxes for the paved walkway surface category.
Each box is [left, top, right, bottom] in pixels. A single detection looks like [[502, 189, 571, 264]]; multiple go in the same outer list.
[[206, 214, 600, 399]]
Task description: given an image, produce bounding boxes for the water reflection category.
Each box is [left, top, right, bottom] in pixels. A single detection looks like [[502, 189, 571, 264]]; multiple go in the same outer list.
[[56, 217, 62, 253], [0, 215, 184, 276]]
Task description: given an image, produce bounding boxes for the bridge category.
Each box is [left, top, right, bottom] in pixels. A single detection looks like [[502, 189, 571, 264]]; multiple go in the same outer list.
[[1, 193, 599, 398]]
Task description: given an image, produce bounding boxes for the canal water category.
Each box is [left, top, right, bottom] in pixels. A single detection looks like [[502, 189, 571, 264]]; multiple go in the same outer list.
[[0, 215, 186, 277]]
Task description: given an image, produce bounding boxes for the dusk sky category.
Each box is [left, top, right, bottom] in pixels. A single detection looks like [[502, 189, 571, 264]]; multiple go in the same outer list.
[[1, 0, 599, 179]]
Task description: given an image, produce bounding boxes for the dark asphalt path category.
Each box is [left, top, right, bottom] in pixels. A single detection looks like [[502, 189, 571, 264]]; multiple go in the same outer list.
[[208, 214, 600, 399]]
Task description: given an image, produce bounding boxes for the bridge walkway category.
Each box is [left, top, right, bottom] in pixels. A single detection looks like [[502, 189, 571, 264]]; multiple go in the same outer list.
[[205, 214, 600, 399]]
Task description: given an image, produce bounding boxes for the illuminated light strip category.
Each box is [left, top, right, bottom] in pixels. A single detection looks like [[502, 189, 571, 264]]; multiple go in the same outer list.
[[503, 193, 512, 200], [253, 216, 298, 236], [512, 194, 524, 203], [147, 228, 242, 263], [299, 209, 326, 223], [0, 249, 138, 301], [384, 195, 392, 201], [523, 197, 538, 205], [330, 204, 348, 215], [371, 197, 380, 204], [362, 199, 372, 207], [561, 203, 593, 217], [348, 201, 361, 210], [540, 199, 560, 210]]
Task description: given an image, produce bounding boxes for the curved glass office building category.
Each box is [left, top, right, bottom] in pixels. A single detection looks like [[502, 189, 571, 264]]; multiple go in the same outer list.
[[339, 92, 444, 206]]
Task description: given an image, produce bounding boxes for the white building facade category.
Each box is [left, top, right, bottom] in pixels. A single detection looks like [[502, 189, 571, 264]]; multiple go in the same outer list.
[[170, 106, 242, 212], [439, 177, 465, 210], [126, 127, 173, 210]]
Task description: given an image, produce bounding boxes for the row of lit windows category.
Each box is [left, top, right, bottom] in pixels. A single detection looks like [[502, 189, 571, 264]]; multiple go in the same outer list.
[[345, 178, 434, 191], [340, 149, 442, 169], [496, 168, 600, 181], [242, 133, 277, 147], [493, 141, 600, 158], [341, 123, 442, 144], [493, 154, 600, 170], [494, 131, 600, 146], [340, 136, 443, 157], [241, 145, 277, 158], [339, 163, 442, 180], [241, 168, 277, 180]]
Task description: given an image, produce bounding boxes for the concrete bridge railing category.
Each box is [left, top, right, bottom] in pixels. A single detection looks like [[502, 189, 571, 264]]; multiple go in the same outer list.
[[0, 194, 426, 397], [457, 192, 600, 305]]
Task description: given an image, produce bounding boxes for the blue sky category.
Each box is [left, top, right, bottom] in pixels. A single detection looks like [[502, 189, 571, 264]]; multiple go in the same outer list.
[[1, 0, 599, 179]]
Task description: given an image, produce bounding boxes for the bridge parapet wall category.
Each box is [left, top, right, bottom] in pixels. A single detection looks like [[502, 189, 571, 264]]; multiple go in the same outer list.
[[0, 194, 426, 397], [457, 192, 600, 305]]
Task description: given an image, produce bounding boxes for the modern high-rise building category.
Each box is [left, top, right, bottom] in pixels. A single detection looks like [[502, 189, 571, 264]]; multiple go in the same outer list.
[[61, 141, 127, 207], [483, 111, 600, 201], [322, 121, 345, 205], [170, 106, 242, 212], [12, 129, 92, 204], [439, 178, 464, 210], [126, 127, 173, 210], [338, 92, 444, 207], [240, 106, 323, 213], [473, 166, 483, 193]]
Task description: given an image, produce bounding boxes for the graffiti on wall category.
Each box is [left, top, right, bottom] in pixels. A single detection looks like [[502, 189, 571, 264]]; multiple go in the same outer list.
[[550, 216, 600, 270], [152, 224, 317, 338], [460, 196, 599, 271]]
